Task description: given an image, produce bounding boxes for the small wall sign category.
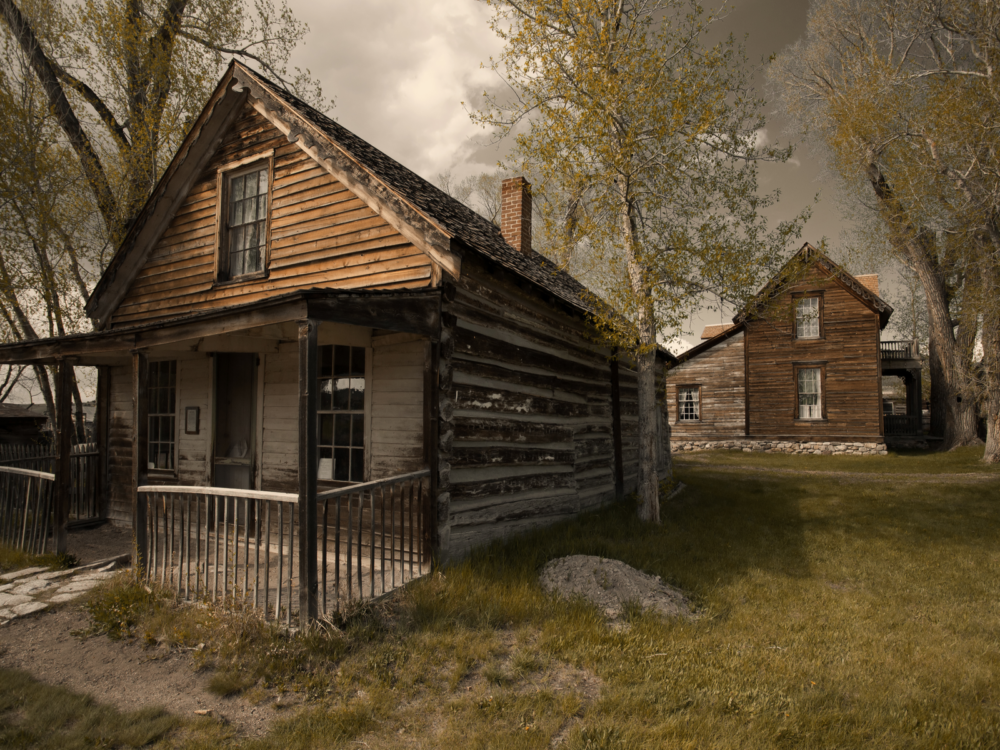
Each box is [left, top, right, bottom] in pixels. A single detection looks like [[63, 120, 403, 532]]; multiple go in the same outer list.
[[185, 406, 200, 435]]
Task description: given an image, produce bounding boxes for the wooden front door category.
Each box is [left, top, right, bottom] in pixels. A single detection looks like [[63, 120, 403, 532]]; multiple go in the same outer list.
[[213, 353, 257, 490]]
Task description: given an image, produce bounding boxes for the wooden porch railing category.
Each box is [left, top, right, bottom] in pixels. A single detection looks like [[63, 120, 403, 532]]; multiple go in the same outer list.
[[0, 443, 100, 522], [880, 340, 920, 361], [137, 469, 431, 625], [0, 466, 55, 554]]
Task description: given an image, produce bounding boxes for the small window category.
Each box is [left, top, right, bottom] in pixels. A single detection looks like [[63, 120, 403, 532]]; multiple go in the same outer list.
[[317, 345, 366, 483], [797, 367, 822, 420], [678, 386, 700, 422], [148, 360, 177, 471], [795, 297, 820, 339], [219, 163, 270, 281]]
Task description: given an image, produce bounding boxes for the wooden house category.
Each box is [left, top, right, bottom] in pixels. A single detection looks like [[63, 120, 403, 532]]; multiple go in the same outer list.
[[666, 244, 922, 455], [0, 63, 672, 620]]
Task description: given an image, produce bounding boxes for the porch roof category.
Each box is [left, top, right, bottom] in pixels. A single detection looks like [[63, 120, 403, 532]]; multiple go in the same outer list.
[[0, 287, 441, 366]]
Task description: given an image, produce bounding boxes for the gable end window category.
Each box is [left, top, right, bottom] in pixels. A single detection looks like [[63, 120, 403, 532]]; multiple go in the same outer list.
[[216, 155, 273, 283], [148, 360, 177, 471], [677, 386, 701, 422], [795, 296, 822, 339], [796, 366, 823, 420]]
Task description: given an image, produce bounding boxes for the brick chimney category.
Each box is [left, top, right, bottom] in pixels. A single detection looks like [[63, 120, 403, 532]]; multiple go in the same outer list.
[[855, 273, 880, 296], [500, 177, 531, 255]]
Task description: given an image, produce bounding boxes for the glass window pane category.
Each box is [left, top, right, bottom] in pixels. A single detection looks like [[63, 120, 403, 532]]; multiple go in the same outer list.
[[334, 448, 349, 481], [232, 174, 245, 201], [352, 414, 364, 447], [258, 169, 268, 196], [333, 346, 350, 378], [320, 378, 333, 411], [168, 361, 176, 387], [333, 380, 349, 410], [320, 346, 332, 379], [258, 195, 267, 220], [351, 448, 364, 482], [335, 414, 351, 446], [350, 347, 365, 378], [350, 378, 364, 410], [319, 414, 334, 445], [245, 173, 258, 198], [318, 447, 334, 480]]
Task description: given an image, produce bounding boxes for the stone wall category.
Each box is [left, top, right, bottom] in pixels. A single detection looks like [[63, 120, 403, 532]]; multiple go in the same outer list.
[[672, 439, 887, 456]]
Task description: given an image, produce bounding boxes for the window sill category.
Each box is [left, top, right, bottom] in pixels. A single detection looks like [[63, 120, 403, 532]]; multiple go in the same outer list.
[[793, 418, 828, 423], [213, 270, 268, 288], [793, 336, 824, 342], [146, 470, 178, 481]]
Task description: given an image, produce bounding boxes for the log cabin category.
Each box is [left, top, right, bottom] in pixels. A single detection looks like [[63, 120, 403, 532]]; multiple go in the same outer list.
[[0, 63, 673, 621], [666, 243, 923, 455]]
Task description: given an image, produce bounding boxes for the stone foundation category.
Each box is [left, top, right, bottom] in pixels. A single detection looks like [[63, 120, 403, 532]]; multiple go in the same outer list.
[[671, 439, 888, 456]]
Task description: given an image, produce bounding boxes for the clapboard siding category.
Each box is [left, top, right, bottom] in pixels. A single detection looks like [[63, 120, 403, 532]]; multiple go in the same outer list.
[[436, 255, 666, 558], [746, 265, 883, 439], [666, 332, 746, 439], [110, 102, 434, 327], [177, 357, 211, 486], [260, 348, 298, 492], [371, 333, 426, 478]]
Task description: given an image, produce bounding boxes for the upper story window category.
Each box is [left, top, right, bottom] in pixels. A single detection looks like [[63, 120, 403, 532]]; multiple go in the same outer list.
[[318, 345, 367, 483], [795, 296, 821, 339], [148, 360, 177, 471], [678, 386, 700, 422], [216, 156, 272, 283]]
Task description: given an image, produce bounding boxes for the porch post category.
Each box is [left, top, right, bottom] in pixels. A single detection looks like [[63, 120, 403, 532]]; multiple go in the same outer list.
[[132, 350, 149, 573], [297, 319, 318, 626], [610, 351, 625, 500], [54, 360, 73, 555]]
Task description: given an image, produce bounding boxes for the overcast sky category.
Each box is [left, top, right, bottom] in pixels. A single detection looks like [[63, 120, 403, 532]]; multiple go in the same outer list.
[[284, 0, 858, 350]]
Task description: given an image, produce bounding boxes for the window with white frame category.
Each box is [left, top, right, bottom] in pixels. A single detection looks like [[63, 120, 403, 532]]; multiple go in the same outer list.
[[317, 345, 366, 483], [795, 296, 821, 339], [797, 367, 822, 419], [148, 360, 177, 471], [678, 386, 700, 421], [223, 165, 269, 279]]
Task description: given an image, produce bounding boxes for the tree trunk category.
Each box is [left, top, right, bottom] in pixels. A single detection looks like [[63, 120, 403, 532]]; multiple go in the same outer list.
[[928, 338, 946, 438], [635, 342, 660, 523], [982, 268, 1000, 463]]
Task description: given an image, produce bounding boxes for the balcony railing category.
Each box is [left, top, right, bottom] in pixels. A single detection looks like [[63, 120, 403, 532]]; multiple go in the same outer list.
[[137, 469, 431, 625], [880, 340, 920, 361]]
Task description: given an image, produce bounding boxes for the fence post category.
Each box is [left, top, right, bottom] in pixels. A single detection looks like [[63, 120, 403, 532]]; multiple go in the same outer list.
[[133, 351, 149, 572], [54, 360, 74, 554], [297, 320, 318, 626], [96, 365, 110, 518]]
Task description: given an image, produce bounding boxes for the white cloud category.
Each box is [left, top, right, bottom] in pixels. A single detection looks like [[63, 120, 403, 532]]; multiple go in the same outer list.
[[287, 0, 504, 183]]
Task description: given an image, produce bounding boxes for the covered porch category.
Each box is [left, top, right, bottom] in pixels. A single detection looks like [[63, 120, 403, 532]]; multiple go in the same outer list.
[[0, 288, 441, 625]]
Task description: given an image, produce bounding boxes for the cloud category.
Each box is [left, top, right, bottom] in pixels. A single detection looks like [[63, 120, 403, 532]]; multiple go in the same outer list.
[[287, 0, 503, 183]]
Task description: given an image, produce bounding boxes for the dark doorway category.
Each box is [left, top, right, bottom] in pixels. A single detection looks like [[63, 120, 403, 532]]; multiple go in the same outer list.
[[213, 353, 256, 490]]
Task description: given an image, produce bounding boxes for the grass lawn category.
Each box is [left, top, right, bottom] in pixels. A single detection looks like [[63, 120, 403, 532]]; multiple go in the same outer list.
[[13, 449, 1000, 748]]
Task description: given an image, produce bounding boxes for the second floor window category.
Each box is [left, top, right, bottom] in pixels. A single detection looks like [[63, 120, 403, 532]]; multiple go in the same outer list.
[[225, 166, 268, 279], [795, 297, 820, 339]]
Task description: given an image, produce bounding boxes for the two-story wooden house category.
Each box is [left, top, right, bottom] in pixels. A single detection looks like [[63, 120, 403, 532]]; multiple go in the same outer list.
[[666, 244, 921, 455], [0, 63, 673, 622]]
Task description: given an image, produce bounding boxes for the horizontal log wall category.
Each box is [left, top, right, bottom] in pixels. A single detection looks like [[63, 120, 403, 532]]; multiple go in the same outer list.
[[436, 256, 659, 559], [666, 332, 745, 440], [746, 265, 883, 440], [370, 333, 426, 479], [111, 101, 434, 327]]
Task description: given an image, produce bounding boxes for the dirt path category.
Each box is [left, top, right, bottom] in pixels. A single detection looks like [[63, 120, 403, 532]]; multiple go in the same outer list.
[[0, 604, 279, 737], [674, 457, 1000, 483]]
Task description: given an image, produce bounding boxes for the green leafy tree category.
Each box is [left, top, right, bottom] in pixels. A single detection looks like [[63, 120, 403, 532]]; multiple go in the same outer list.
[[475, 0, 807, 519], [0, 0, 325, 424], [772, 0, 1000, 460]]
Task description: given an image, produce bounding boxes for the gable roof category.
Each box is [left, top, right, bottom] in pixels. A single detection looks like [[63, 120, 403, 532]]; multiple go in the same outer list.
[[737, 243, 893, 329], [86, 62, 597, 329]]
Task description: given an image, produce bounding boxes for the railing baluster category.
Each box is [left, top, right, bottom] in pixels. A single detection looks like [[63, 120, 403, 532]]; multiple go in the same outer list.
[[286, 506, 293, 628], [357, 491, 363, 600], [321, 497, 328, 616], [346, 492, 353, 603], [335, 495, 341, 612], [379, 485, 386, 597], [276, 502, 283, 621]]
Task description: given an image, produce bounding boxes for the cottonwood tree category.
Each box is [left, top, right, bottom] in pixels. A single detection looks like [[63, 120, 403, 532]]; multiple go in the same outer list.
[[475, 0, 807, 520], [772, 0, 1000, 460], [0, 0, 324, 425]]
